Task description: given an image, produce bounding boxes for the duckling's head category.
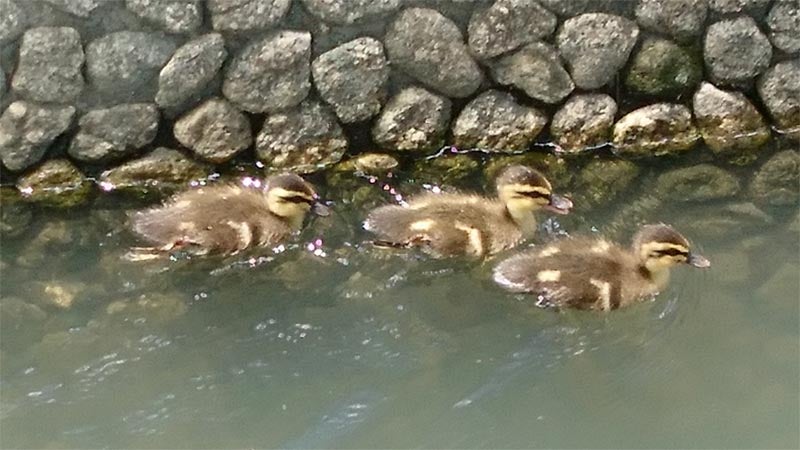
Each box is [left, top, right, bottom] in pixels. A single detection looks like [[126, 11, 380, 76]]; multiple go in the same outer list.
[[265, 174, 329, 229], [496, 165, 573, 219], [634, 224, 710, 275]]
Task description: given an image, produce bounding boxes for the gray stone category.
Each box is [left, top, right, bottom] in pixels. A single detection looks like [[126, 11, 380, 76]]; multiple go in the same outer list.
[[0, 102, 75, 172], [490, 42, 574, 104], [126, 0, 203, 33], [625, 37, 702, 97], [758, 60, 800, 140], [655, 164, 741, 202], [452, 90, 547, 152], [693, 82, 771, 162], [256, 100, 347, 173], [85, 31, 178, 102], [68, 103, 160, 162], [468, 0, 557, 60], [556, 13, 639, 89], [222, 30, 311, 113], [708, 0, 770, 15], [16, 159, 92, 208], [208, 0, 290, 31], [174, 98, 252, 163], [385, 8, 483, 98], [613, 103, 699, 157], [11, 27, 85, 104], [372, 87, 451, 152], [550, 93, 617, 154], [635, 0, 707, 43], [98, 147, 209, 193], [704, 16, 772, 86], [311, 37, 389, 124], [750, 150, 800, 206], [538, 0, 591, 16], [300, 0, 401, 25], [41, 0, 101, 17], [767, 1, 800, 55], [0, 0, 25, 45], [0, 64, 5, 104], [156, 33, 227, 110]]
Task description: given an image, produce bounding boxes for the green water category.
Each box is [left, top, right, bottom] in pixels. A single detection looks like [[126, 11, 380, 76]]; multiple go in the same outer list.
[[1, 151, 798, 448]]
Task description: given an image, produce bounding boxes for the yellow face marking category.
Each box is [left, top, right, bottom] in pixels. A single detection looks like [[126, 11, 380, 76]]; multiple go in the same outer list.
[[503, 183, 551, 194], [454, 221, 484, 256], [409, 219, 436, 232], [640, 242, 689, 254], [269, 187, 314, 202], [539, 246, 560, 257], [537, 270, 561, 282], [591, 240, 611, 253], [589, 278, 612, 311]]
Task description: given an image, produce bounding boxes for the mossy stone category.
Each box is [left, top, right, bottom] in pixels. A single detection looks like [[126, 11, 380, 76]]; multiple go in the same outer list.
[[625, 37, 703, 97], [16, 159, 92, 208], [574, 159, 640, 209]]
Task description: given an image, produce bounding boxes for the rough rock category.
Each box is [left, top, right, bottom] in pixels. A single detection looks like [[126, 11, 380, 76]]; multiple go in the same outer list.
[[749, 150, 800, 206], [538, 0, 591, 16], [704, 16, 772, 86], [612, 103, 700, 157], [655, 164, 741, 201], [758, 60, 800, 140], [0, 102, 75, 172], [126, 0, 202, 33], [311, 37, 389, 124], [99, 147, 209, 193], [451, 90, 547, 152], [574, 159, 640, 209], [16, 159, 92, 208], [156, 33, 227, 111], [68, 103, 159, 162], [556, 13, 639, 89], [1, 64, 5, 104], [256, 100, 347, 173], [550, 93, 617, 154], [467, 0, 557, 60], [0, 0, 25, 45], [625, 37, 702, 97], [766, 1, 800, 55], [708, 0, 771, 15], [222, 30, 311, 113], [300, 0, 402, 25], [11, 27, 85, 104], [41, 0, 101, 17], [208, 0, 291, 31], [174, 98, 252, 163], [372, 87, 451, 152], [635, 0, 707, 43], [385, 8, 483, 98], [693, 82, 771, 162], [490, 42, 574, 104], [0, 188, 33, 239], [85, 31, 177, 102]]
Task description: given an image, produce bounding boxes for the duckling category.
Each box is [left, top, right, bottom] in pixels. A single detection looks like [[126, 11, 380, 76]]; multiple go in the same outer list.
[[493, 224, 710, 311], [128, 174, 329, 259], [363, 165, 573, 258]]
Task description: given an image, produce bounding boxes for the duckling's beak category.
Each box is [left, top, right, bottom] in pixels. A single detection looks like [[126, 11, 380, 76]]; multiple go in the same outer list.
[[543, 193, 573, 215], [687, 253, 711, 268], [312, 200, 331, 217]]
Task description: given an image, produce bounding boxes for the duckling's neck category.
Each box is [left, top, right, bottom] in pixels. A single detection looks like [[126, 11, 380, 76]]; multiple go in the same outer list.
[[642, 261, 671, 291], [504, 203, 538, 237]]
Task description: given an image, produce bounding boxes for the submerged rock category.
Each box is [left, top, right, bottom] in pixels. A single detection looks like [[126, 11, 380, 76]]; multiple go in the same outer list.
[[174, 98, 252, 163], [749, 150, 800, 207], [385, 8, 483, 98], [635, 0, 707, 43], [0, 190, 33, 239], [372, 87, 451, 152], [300, 0, 401, 25], [351, 153, 399, 174], [11, 27, 85, 104], [758, 60, 800, 140], [125, 0, 202, 33], [625, 37, 702, 97], [490, 42, 574, 104], [256, 100, 347, 173], [704, 16, 772, 87], [208, 0, 291, 31], [612, 103, 699, 157], [0, 0, 26, 45], [550, 93, 617, 154], [574, 158, 640, 210], [556, 13, 639, 89], [451, 90, 547, 152], [16, 159, 92, 208], [0, 102, 75, 172], [468, 0, 557, 60], [68, 103, 159, 162], [412, 153, 480, 185], [99, 147, 209, 194], [766, 1, 800, 55], [311, 37, 389, 124], [693, 82, 771, 163], [41, 0, 101, 17], [222, 30, 311, 113], [655, 164, 741, 201], [156, 33, 227, 111], [106, 293, 188, 323]]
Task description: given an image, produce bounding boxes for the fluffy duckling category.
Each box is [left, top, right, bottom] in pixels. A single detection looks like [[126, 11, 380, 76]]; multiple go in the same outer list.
[[363, 165, 573, 258], [493, 224, 710, 311], [128, 174, 329, 258]]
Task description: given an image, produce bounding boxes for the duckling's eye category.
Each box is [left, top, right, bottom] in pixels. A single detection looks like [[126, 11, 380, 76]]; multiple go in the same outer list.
[[652, 248, 688, 258], [520, 191, 550, 200], [280, 195, 314, 205]]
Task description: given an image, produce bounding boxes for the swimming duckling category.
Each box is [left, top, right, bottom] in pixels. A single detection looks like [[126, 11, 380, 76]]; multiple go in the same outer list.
[[363, 165, 573, 258], [128, 174, 329, 259], [493, 224, 710, 311]]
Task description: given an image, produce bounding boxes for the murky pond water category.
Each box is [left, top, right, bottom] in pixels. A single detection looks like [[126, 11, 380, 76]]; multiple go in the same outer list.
[[1, 148, 798, 448]]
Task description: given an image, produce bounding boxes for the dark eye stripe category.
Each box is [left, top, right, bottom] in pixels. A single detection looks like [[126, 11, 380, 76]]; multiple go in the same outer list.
[[522, 191, 549, 199], [282, 195, 314, 204], [656, 248, 688, 257]]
